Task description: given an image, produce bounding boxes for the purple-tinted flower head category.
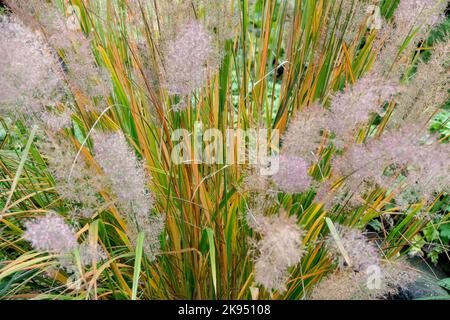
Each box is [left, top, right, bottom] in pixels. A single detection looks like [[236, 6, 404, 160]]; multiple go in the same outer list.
[[37, 135, 104, 219], [93, 131, 163, 261], [272, 155, 312, 193], [326, 73, 401, 141], [40, 110, 73, 131], [79, 241, 107, 267], [252, 213, 305, 292], [395, 0, 447, 30], [330, 127, 449, 206], [6, 1, 111, 103], [93, 131, 152, 214], [164, 21, 214, 96], [326, 226, 380, 272], [282, 103, 328, 162], [310, 259, 418, 300], [0, 16, 65, 120], [23, 213, 78, 255]]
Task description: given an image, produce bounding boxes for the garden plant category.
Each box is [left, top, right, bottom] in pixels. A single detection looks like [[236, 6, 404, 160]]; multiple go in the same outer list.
[[0, 0, 449, 301]]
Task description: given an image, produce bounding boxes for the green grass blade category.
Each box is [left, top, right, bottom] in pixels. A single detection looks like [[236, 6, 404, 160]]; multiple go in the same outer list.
[[2, 125, 38, 212], [131, 231, 145, 300], [206, 228, 217, 297]]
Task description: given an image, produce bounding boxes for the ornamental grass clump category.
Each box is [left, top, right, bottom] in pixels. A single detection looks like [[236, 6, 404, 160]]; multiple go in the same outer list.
[[0, 0, 449, 300]]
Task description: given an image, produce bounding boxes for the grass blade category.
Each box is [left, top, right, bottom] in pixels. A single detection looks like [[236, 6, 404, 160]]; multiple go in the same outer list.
[[131, 231, 145, 300], [206, 228, 217, 297], [324, 217, 352, 267], [2, 125, 37, 213]]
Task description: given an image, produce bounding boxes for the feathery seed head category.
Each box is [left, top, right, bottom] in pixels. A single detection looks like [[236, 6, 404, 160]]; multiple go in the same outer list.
[[93, 131, 152, 212], [93, 131, 163, 260], [326, 73, 401, 142], [24, 213, 77, 255], [252, 213, 305, 292], [310, 259, 419, 300], [38, 136, 103, 219], [326, 226, 380, 272], [79, 241, 107, 267], [281, 103, 328, 162], [0, 16, 65, 120], [272, 155, 312, 193], [394, 0, 448, 30], [164, 21, 214, 96]]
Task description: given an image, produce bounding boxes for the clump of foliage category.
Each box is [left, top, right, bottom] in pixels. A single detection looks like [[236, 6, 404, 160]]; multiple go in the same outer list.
[[0, 0, 449, 300]]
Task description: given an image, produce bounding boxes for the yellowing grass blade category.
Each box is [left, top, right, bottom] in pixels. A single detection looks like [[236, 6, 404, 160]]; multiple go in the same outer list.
[[324, 217, 352, 267]]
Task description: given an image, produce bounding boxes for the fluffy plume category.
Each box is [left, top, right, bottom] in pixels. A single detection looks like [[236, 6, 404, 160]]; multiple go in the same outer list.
[[310, 269, 365, 300], [282, 73, 401, 156], [241, 167, 271, 194], [310, 262, 418, 300], [164, 21, 214, 96], [402, 138, 450, 202], [281, 103, 327, 163], [93, 131, 163, 260], [40, 110, 73, 132], [0, 16, 65, 121], [330, 128, 450, 206], [373, 0, 448, 76], [199, 0, 238, 43], [333, 0, 372, 44], [272, 155, 312, 193], [251, 212, 305, 292], [394, 0, 448, 30], [7, 0, 110, 103], [325, 73, 401, 147], [326, 225, 380, 272], [391, 40, 450, 128], [332, 131, 412, 190], [23, 212, 107, 275], [93, 131, 151, 211], [38, 135, 104, 219], [79, 241, 107, 267], [156, 0, 236, 46], [63, 37, 111, 100], [24, 213, 77, 255], [312, 226, 418, 300], [128, 214, 165, 261]]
